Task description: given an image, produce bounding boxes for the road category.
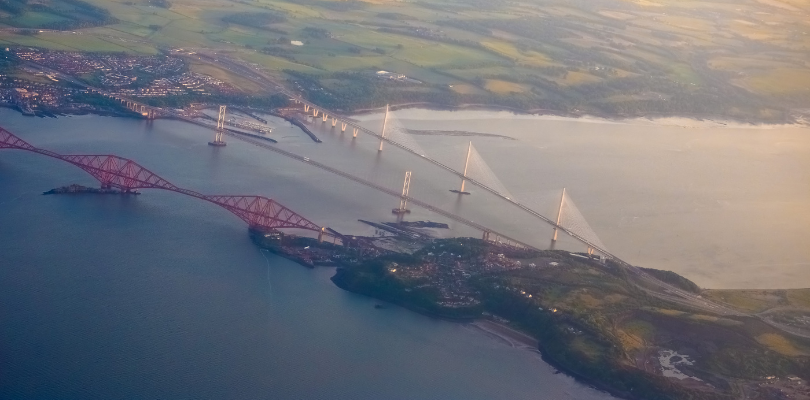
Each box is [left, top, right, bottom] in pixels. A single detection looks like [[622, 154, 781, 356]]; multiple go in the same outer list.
[[20, 50, 810, 337]]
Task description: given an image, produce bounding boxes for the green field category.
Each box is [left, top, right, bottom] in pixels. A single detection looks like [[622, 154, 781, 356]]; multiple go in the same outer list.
[[1, 0, 808, 120]]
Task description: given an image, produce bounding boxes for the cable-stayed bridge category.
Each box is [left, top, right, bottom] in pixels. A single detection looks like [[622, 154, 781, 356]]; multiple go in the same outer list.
[[0, 120, 757, 320], [11, 55, 802, 322], [287, 100, 618, 262], [17, 52, 615, 261], [0, 126, 536, 250]]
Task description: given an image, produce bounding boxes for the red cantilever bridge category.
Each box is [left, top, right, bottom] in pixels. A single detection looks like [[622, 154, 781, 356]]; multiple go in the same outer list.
[[0, 127, 331, 238]]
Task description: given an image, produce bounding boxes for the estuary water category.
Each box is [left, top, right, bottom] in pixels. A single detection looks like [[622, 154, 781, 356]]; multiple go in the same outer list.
[[0, 108, 614, 400], [0, 105, 807, 398], [354, 109, 810, 290]]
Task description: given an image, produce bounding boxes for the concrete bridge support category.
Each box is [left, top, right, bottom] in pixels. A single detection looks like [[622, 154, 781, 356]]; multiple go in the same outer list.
[[318, 227, 325, 243], [392, 171, 412, 221], [313, 109, 319, 117], [304, 104, 310, 112], [352, 128, 358, 138], [331, 118, 337, 127], [341, 123, 347, 132], [550, 188, 566, 249], [322, 114, 328, 122], [379, 104, 389, 152]]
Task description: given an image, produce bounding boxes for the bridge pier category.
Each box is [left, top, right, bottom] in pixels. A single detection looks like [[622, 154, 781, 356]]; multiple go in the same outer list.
[[341, 123, 347, 132], [318, 227, 325, 243], [550, 188, 566, 249], [392, 171, 412, 217], [313, 109, 319, 117], [331, 118, 337, 127], [209, 105, 227, 146], [379, 104, 389, 152], [352, 128, 358, 138], [451, 141, 472, 195], [322, 114, 328, 122], [304, 104, 310, 112]]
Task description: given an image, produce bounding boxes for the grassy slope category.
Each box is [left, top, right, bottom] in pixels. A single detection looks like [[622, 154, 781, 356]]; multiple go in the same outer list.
[[1, 0, 807, 117]]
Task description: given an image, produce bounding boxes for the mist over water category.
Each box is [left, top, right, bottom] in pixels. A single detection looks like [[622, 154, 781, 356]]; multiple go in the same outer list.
[[1, 104, 807, 398], [0, 108, 614, 400], [353, 109, 810, 289]]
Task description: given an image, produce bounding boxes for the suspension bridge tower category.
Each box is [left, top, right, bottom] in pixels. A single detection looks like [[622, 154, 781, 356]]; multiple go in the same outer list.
[[550, 188, 565, 249], [208, 105, 227, 147], [392, 171, 412, 220], [378, 104, 389, 152], [450, 141, 472, 195]]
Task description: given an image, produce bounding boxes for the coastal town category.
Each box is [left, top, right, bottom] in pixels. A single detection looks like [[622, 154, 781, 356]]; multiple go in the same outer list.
[[1, 47, 242, 116], [1, 0, 809, 393]]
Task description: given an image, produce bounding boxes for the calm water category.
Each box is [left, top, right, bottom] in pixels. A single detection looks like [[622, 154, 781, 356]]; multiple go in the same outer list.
[[355, 110, 810, 290], [0, 109, 614, 400], [1, 106, 808, 399]]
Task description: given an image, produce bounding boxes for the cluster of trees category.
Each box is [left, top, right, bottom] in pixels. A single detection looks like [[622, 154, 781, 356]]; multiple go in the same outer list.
[[222, 12, 287, 31], [0, 53, 20, 73], [293, 0, 366, 11], [377, 27, 483, 53], [376, 12, 415, 21], [330, 247, 483, 320], [301, 27, 330, 39], [0, 0, 118, 30], [139, 93, 289, 110], [0, 0, 26, 14], [260, 45, 295, 60], [477, 284, 738, 400], [148, 0, 171, 8], [285, 65, 790, 122]]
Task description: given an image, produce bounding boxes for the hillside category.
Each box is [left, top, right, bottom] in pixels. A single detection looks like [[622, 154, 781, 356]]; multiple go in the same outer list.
[[1, 0, 809, 121]]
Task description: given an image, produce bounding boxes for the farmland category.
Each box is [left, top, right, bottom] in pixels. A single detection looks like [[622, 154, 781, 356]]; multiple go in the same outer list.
[[1, 0, 808, 121]]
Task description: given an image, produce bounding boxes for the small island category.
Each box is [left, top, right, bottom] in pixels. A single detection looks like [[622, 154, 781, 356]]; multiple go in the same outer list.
[[252, 228, 810, 400], [43, 184, 139, 195]]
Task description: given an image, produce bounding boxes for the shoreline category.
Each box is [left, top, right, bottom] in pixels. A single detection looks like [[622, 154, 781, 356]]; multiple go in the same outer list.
[[348, 102, 808, 130], [328, 269, 633, 400], [3, 102, 806, 131], [470, 319, 539, 350]]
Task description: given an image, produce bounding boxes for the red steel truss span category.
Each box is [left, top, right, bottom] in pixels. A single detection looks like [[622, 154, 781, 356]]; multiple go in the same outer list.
[[0, 127, 326, 235]]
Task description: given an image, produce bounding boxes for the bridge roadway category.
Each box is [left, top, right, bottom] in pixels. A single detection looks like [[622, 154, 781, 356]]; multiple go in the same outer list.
[[28, 53, 785, 323], [11, 45, 807, 330], [200, 54, 621, 260], [23, 52, 609, 258], [219, 130, 539, 251], [168, 105, 783, 321], [0, 127, 329, 236], [288, 102, 620, 259], [100, 74, 755, 319], [94, 60, 752, 319]]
